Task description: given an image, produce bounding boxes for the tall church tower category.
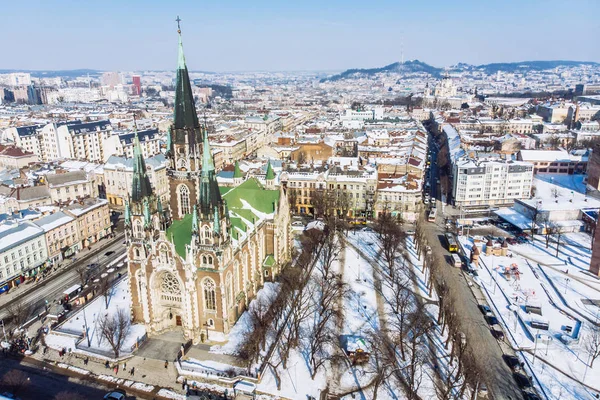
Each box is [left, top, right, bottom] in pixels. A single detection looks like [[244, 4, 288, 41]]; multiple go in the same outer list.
[[167, 23, 203, 220]]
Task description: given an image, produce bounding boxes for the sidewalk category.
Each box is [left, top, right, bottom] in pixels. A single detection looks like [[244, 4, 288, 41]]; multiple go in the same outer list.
[[35, 345, 184, 399]]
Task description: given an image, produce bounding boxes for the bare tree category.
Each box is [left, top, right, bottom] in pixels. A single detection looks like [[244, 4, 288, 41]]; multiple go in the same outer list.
[[74, 264, 90, 287], [584, 322, 600, 367], [384, 271, 413, 360], [405, 306, 432, 399], [98, 308, 131, 358], [528, 200, 542, 241], [555, 227, 564, 258], [99, 279, 112, 310], [287, 188, 298, 214], [1, 369, 29, 395], [4, 300, 32, 336], [374, 212, 406, 281]]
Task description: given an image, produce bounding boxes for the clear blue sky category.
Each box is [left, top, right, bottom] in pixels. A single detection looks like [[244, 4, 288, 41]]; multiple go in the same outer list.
[[1, 0, 599, 72]]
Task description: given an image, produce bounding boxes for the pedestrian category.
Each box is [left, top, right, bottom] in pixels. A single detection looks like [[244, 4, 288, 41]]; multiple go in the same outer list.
[[84, 357, 88, 365], [164, 360, 168, 369], [130, 367, 135, 376], [105, 360, 109, 369], [123, 362, 126, 370]]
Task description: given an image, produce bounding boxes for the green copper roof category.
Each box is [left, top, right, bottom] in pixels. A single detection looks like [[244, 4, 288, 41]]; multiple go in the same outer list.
[[263, 254, 276, 268], [265, 160, 275, 180], [232, 208, 258, 225], [233, 161, 243, 179], [167, 213, 192, 258], [229, 216, 247, 240], [177, 34, 186, 70], [199, 128, 222, 216], [131, 131, 153, 203], [222, 178, 280, 215]]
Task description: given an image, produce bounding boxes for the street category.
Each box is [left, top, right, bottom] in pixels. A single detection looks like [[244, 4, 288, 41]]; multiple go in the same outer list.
[[0, 233, 126, 323], [0, 355, 140, 399], [423, 131, 524, 400]]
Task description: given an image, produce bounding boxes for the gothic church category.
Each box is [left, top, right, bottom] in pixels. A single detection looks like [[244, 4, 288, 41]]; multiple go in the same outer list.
[[125, 27, 291, 342]]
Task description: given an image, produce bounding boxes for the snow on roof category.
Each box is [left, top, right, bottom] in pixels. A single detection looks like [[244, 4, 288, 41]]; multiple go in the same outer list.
[[0, 221, 45, 253], [494, 208, 535, 230], [34, 211, 74, 232], [519, 150, 570, 162], [305, 220, 325, 231]]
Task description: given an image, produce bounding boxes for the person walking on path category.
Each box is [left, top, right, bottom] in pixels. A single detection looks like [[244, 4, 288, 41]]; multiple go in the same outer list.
[[123, 362, 126, 371], [164, 360, 168, 369], [130, 367, 135, 376]]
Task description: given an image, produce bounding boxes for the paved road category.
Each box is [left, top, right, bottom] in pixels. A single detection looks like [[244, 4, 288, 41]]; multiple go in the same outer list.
[[0, 233, 126, 322], [0, 355, 140, 399], [423, 130, 524, 400]]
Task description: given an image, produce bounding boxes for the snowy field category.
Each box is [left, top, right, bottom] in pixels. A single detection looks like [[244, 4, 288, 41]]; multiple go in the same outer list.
[[460, 234, 600, 399], [46, 278, 146, 358]]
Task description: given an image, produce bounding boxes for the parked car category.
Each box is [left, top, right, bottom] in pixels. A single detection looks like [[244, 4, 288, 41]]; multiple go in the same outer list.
[[485, 315, 499, 326], [478, 304, 492, 315], [506, 237, 518, 245], [104, 389, 126, 400], [491, 328, 505, 340], [87, 263, 99, 269], [513, 372, 532, 389], [503, 355, 522, 371], [105, 251, 115, 256], [521, 390, 541, 400]]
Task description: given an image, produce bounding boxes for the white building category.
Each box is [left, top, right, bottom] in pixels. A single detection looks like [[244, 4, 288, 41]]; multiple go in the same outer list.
[[452, 157, 534, 207], [0, 221, 48, 292], [103, 128, 162, 159], [40, 120, 113, 162]]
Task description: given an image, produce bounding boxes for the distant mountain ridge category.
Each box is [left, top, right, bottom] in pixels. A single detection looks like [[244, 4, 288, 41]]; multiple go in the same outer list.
[[320, 60, 600, 82]]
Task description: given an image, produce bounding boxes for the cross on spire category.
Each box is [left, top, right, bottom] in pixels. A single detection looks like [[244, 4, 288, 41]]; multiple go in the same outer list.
[[176, 15, 182, 34]]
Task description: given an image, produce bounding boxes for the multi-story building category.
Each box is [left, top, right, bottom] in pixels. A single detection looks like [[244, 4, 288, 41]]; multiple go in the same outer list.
[[0, 144, 38, 169], [104, 153, 169, 207], [210, 136, 247, 165], [0, 221, 48, 293], [34, 211, 80, 264], [0, 185, 51, 210], [452, 157, 534, 207], [104, 128, 162, 159], [40, 120, 113, 162], [64, 198, 111, 249], [243, 115, 282, 135], [45, 170, 98, 204], [518, 149, 588, 175], [2, 125, 43, 156], [374, 173, 422, 221]]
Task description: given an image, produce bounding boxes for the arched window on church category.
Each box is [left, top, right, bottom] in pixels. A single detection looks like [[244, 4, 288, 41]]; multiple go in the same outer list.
[[134, 247, 141, 258], [202, 255, 207, 264], [133, 220, 143, 239], [226, 273, 233, 308], [234, 261, 240, 294], [179, 185, 190, 215], [203, 279, 216, 311], [203, 226, 211, 245]]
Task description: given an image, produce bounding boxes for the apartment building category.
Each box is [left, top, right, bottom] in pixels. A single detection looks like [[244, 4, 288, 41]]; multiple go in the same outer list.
[[243, 115, 282, 135], [518, 149, 588, 175], [40, 120, 113, 162], [374, 173, 422, 222], [0, 221, 48, 292], [104, 154, 169, 207], [452, 157, 534, 207], [34, 211, 80, 264], [45, 170, 98, 204], [104, 128, 162, 159], [2, 125, 43, 156], [63, 198, 111, 248]]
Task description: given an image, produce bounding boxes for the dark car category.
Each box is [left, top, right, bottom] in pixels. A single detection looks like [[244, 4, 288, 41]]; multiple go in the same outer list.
[[105, 251, 115, 257], [87, 263, 99, 269], [503, 355, 522, 371], [491, 328, 505, 340], [522, 390, 541, 400], [506, 237, 518, 245], [485, 315, 499, 326], [478, 304, 492, 315], [513, 372, 532, 389]]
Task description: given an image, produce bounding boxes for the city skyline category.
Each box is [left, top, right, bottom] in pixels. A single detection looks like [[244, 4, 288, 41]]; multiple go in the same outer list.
[[1, 0, 599, 72]]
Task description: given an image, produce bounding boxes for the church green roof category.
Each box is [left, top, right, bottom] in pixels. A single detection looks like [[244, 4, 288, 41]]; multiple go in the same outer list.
[[233, 161, 243, 179], [263, 254, 276, 268], [222, 178, 280, 215], [167, 213, 192, 258], [265, 161, 275, 180]]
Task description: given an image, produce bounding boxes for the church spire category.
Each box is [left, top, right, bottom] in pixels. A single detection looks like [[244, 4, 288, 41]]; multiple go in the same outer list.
[[199, 127, 223, 215], [173, 16, 201, 144], [131, 126, 153, 203]]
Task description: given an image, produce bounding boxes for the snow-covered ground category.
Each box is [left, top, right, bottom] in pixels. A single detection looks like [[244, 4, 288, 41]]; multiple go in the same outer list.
[[46, 278, 146, 358], [460, 234, 600, 399], [534, 174, 587, 194]]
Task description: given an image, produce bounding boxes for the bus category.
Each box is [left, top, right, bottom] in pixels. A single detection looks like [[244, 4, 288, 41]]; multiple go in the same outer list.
[[428, 210, 436, 222], [445, 233, 458, 253], [451, 254, 462, 268]]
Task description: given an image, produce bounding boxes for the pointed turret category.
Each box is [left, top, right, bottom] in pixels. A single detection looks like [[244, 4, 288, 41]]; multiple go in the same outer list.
[[192, 204, 199, 234], [124, 200, 131, 226], [233, 161, 243, 183], [173, 25, 201, 147], [265, 160, 275, 189], [199, 127, 223, 216], [131, 130, 153, 203]]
